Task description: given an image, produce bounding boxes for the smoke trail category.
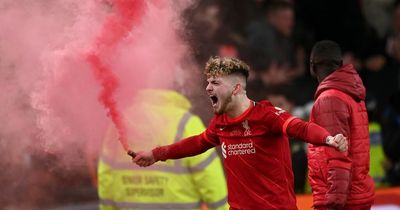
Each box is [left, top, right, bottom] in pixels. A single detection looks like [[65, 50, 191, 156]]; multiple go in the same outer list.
[[86, 54, 130, 151], [86, 0, 146, 153], [0, 0, 196, 209]]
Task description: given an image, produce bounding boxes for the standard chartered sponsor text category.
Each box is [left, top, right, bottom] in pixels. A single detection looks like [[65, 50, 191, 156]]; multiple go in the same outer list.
[[227, 142, 256, 156]]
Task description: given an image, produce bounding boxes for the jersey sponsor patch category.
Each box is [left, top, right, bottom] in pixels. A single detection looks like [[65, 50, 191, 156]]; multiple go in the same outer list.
[[221, 141, 256, 159]]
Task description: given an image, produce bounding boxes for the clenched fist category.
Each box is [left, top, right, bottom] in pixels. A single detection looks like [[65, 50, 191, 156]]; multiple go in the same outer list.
[[132, 151, 157, 167], [325, 134, 348, 152]]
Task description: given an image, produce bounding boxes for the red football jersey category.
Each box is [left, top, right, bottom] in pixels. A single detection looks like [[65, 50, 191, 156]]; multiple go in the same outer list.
[[153, 100, 329, 209], [203, 100, 299, 210]]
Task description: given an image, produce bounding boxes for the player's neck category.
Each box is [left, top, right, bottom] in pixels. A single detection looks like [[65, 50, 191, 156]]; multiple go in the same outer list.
[[226, 96, 252, 118]]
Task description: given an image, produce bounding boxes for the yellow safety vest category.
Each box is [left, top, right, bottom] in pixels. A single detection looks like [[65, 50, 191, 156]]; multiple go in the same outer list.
[[369, 121, 385, 187], [98, 89, 228, 210]]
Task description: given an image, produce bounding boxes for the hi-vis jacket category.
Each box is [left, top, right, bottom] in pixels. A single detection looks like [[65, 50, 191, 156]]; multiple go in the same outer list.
[[98, 89, 228, 210]]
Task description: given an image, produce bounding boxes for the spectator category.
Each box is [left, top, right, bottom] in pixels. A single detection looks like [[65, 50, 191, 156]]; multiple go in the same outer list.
[[381, 91, 400, 186], [97, 89, 229, 210], [308, 40, 375, 209], [244, 0, 305, 86]]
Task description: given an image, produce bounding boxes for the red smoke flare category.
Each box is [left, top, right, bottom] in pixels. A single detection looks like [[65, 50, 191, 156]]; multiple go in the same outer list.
[[86, 0, 146, 155]]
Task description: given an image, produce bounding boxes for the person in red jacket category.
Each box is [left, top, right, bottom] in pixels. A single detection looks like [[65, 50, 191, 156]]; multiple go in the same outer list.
[[132, 56, 348, 210], [308, 40, 375, 210]]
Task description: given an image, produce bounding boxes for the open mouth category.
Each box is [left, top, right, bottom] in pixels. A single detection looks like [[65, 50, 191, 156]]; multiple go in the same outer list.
[[210, 95, 218, 106]]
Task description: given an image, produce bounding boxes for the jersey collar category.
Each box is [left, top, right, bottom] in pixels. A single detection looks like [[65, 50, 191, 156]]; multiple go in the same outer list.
[[224, 100, 255, 123]]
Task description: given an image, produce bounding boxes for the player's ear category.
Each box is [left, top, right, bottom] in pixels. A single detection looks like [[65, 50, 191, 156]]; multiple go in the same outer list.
[[233, 83, 241, 95]]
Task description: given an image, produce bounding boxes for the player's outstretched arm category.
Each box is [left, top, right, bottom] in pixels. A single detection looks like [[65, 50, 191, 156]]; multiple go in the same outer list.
[[286, 118, 348, 152], [132, 133, 216, 167]]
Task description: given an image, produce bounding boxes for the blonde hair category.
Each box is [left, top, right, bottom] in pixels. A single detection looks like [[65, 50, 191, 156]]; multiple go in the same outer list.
[[204, 56, 250, 79]]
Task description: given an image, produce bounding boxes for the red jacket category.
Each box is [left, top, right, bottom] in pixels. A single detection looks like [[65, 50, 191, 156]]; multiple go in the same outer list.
[[308, 64, 375, 208]]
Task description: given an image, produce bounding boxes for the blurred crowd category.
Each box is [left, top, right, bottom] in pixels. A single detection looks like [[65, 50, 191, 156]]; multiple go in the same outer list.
[[183, 0, 400, 193]]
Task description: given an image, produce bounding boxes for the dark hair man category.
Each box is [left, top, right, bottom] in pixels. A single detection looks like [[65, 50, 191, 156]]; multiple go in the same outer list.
[[308, 40, 375, 210]]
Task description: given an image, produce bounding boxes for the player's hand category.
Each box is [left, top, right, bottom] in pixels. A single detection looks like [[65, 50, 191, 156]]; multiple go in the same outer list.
[[325, 134, 348, 152], [132, 151, 156, 167]]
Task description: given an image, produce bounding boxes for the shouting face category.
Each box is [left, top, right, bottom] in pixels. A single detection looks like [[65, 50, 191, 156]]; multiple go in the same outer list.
[[206, 75, 235, 115]]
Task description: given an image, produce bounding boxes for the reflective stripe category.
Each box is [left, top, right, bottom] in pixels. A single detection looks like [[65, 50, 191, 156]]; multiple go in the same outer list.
[[189, 151, 218, 172], [175, 112, 192, 167], [99, 112, 194, 174], [174, 112, 192, 143], [97, 149, 219, 175], [176, 112, 219, 173], [100, 199, 202, 209], [99, 155, 190, 173], [206, 196, 228, 209]]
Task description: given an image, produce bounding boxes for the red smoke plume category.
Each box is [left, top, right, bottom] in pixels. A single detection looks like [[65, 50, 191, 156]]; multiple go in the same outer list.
[[86, 0, 146, 152]]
